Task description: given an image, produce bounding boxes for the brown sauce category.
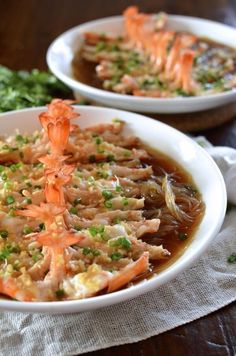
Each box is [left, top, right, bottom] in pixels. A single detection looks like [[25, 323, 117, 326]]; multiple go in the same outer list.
[[72, 55, 103, 90], [132, 148, 204, 282]]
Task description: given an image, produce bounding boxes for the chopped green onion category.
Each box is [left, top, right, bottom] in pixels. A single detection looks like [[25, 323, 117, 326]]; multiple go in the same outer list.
[[110, 252, 123, 261], [107, 154, 115, 162], [6, 196, 15, 205], [115, 185, 122, 192], [104, 200, 112, 209], [95, 136, 102, 145], [96, 41, 106, 52], [8, 207, 16, 217], [82, 247, 101, 256], [109, 237, 131, 250], [123, 150, 131, 157], [102, 190, 113, 200], [16, 135, 29, 144], [39, 223, 45, 231], [69, 207, 78, 215], [0, 230, 8, 239], [227, 253, 236, 264], [97, 148, 105, 154], [0, 244, 18, 261], [23, 225, 33, 235], [1, 172, 8, 181], [122, 198, 129, 206], [113, 217, 121, 224], [32, 252, 42, 262], [88, 226, 104, 237], [96, 170, 109, 179], [55, 289, 65, 299]]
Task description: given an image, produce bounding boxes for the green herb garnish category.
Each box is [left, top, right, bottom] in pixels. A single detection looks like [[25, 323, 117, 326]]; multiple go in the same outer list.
[[32, 252, 42, 262], [23, 225, 33, 235], [95, 136, 102, 145], [88, 226, 105, 237], [55, 289, 65, 299], [6, 196, 15, 205], [110, 252, 123, 261], [82, 247, 101, 256], [39, 223, 45, 231], [0, 244, 19, 260], [227, 253, 236, 264], [69, 207, 78, 215], [104, 200, 113, 209], [122, 198, 129, 206], [0, 65, 70, 113], [109, 237, 131, 250], [102, 190, 113, 200], [0, 230, 8, 239], [107, 154, 115, 162]]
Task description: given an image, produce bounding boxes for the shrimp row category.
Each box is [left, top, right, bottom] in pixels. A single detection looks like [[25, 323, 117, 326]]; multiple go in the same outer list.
[[0, 100, 153, 302], [81, 7, 200, 95], [122, 6, 198, 94]]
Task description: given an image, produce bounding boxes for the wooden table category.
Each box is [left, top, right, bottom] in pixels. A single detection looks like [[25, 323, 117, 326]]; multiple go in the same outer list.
[[0, 1, 235, 355]]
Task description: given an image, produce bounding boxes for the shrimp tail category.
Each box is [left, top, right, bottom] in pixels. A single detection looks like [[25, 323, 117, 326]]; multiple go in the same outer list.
[[108, 252, 149, 293]]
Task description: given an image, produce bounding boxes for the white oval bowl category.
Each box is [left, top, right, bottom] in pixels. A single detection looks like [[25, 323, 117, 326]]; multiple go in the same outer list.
[[47, 15, 236, 114], [0, 106, 226, 314]]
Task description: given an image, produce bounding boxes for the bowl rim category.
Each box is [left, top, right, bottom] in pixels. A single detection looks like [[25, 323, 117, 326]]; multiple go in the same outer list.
[[46, 14, 236, 106], [0, 105, 227, 313]]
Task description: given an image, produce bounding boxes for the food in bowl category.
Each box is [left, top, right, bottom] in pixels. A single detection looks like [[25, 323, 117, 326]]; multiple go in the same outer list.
[[73, 6, 236, 98], [0, 100, 204, 302]]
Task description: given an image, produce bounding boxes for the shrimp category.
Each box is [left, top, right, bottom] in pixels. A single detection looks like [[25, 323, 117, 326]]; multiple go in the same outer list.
[[62, 252, 150, 298], [108, 252, 149, 292], [153, 31, 175, 72], [44, 165, 74, 205], [40, 99, 78, 127], [165, 34, 197, 79], [0, 276, 39, 301], [16, 203, 66, 230], [172, 50, 198, 93], [39, 99, 78, 154], [35, 229, 84, 289], [38, 154, 67, 169]]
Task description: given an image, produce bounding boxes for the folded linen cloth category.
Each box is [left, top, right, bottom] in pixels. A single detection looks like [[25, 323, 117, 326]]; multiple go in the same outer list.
[[0, 138, 235, 356]]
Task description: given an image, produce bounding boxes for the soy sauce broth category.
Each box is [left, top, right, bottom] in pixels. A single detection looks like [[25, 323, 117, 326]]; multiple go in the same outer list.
[[131, 147, 204, 283]]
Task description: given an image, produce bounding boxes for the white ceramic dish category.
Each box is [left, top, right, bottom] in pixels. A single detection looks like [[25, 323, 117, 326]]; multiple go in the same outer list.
[[0, 106, 226, 314], [47, 15, 236, 114]]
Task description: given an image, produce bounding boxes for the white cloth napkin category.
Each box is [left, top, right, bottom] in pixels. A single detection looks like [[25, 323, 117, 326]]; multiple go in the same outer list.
[[0, 138, 235, 356]]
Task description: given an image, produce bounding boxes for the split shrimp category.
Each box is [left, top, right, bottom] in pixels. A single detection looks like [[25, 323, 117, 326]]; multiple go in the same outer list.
[[172, 50, 199, 93], [35, 229, 84, 289]]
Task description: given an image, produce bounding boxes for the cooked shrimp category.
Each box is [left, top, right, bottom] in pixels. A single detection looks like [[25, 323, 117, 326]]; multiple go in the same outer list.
[[108, 252, 149, 292], [16, 203, 66, 230], [35, 229, 84, 288], [0, 276, 38, 301], [172, 50, 199, 93]]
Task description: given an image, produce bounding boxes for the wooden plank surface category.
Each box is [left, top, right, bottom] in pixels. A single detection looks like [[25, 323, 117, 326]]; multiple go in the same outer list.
[[0, 0, 235, 355]]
